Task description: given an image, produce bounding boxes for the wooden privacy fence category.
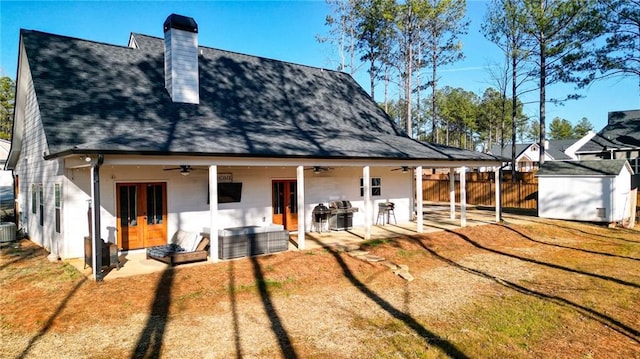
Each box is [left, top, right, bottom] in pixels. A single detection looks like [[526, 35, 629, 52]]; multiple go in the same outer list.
[[422, 172, 538, 209]]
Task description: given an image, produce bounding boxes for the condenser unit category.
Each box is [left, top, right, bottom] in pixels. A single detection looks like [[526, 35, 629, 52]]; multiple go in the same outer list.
[[0, 222, 17, 243]]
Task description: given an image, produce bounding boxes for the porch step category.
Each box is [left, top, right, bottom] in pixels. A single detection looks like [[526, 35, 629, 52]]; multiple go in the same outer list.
[[347, 250, 369, 257], [335, 246, 414, 281]]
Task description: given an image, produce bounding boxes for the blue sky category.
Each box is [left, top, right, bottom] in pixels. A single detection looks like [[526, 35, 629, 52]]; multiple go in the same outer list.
[[1, 0, 638, 133]]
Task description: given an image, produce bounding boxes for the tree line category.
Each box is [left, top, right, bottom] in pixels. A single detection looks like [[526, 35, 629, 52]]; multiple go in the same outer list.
[[319, 0, 638, 166], [0, 76, 14, 140]]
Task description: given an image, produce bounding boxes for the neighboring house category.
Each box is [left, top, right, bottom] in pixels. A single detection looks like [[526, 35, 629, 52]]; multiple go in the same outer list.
[[537, 159, 635, 225], [6, 14, 503, 279], [489, 140, 576, 172], [0, 139, 14, 220], [573, 109, 640, 174]]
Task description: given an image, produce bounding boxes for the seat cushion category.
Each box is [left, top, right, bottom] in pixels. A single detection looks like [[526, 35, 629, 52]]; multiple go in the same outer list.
[[147, 243, 185, 258], [171, 230, 200, 252]]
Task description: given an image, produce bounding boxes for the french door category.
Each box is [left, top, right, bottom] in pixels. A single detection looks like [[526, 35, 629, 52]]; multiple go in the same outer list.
[[116, 183, 167, 250], [272, 180, 298, 231]]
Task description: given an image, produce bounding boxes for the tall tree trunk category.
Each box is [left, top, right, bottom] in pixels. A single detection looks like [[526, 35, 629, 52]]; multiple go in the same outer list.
[[511, 40, 517, 181], [539, 35, 546, 166], [416, 43, 421, 139], [369, 58, 375, 99], [445, 119, 449, 145], [384, 68, 389, 113], [431, 50, 438, 143], [406, 45, 413, 138]]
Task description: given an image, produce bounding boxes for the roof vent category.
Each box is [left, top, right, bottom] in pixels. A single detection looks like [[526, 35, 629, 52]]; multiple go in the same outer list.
[[164, 14, 199, 104]]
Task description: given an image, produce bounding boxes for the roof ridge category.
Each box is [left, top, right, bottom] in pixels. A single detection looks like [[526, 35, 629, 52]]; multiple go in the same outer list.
[[22, 29, 133, 51], [130, 32, 346, 76]]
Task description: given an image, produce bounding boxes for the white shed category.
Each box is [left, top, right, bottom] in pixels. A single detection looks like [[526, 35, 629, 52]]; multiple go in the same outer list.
[[537, 159, 635, 223]]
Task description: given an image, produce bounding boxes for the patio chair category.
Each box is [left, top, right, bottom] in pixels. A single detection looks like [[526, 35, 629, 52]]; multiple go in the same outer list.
[[146, 230, 210, 266]]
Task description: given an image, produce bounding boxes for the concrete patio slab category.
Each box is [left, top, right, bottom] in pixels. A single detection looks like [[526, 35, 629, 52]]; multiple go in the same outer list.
[[66, 208, 533, 281]]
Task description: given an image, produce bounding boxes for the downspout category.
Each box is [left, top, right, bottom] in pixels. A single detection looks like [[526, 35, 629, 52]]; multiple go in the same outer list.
[[91, 154, 104, 281]]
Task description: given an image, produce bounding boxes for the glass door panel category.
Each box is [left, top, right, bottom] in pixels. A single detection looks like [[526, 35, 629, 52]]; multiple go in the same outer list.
[[117, 183, 167, 250], [272, 180, 298, 231]]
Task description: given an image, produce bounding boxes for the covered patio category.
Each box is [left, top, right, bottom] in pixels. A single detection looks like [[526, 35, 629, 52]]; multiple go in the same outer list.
[[68, 205, 529, 280]]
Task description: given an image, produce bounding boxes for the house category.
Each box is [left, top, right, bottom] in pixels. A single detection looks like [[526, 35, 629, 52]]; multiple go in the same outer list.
[[573, 109, 640, 173], [6, 14, 504, 280], [0, 139, 14, 220], [489, 140, 577, 172], [537, 159, 635, 225]]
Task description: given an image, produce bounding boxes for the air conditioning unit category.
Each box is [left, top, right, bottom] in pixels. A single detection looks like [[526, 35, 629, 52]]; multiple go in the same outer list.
[[0, 222, 17, 243]]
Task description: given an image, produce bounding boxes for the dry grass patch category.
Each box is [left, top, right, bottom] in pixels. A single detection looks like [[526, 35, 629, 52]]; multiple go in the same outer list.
[[1, 218, 639, 358]]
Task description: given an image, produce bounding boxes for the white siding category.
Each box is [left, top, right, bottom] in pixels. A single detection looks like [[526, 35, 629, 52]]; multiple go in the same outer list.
[[303, 167, 411, 229], [13, 75, 62, 255], [61, 167, 93, 258], [65, 165, 414, 258], [612, 168, 632, 222], [538, 167, 633, 223], [538, 176, 612, 221]]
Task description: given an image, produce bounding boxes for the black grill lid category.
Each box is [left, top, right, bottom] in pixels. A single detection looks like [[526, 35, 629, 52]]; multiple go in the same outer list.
[[312, 203, 331, 214], [329, 200, 352, 209]]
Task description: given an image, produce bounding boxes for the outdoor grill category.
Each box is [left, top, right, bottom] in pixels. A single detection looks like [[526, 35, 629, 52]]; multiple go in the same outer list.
[[328, 200, 359, 230], [312, 203, 331, 232]]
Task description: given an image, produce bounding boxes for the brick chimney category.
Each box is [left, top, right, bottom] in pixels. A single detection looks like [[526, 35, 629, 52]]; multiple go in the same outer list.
[[163, 14, 199, 104]]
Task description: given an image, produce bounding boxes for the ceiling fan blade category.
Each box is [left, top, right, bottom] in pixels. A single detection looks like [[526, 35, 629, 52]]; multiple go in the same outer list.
[[164, 165, 192, 172]]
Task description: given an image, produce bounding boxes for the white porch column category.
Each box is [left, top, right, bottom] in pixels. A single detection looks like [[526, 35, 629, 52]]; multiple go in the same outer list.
[[208, 165, 219, 262], [449, 167, 455, 220], [415, 166, 423, 233], [296, 165, 306, 249], [460, 166, 467, 227], [90, 164, 100, 281], [363, 165, 372, 240], [495, 166, 502, 223]]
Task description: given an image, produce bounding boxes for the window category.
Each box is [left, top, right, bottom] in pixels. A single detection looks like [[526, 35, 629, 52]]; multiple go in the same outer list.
[[39, 184, 43, 226], [31, 184, 36, 214], [360, 177, 381, 197], [55, 184, 61, 233]]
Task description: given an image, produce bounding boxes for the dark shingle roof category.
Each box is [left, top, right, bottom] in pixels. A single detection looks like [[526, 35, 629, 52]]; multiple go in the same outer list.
[[22, 30, 501, 162], [603, 110, 640, 147], [489, 144, 530, 158], [576, 110, 640, 153], [488, 142, 572, 160], [536, 159, 630, 177], [575, 133, 620, 153]]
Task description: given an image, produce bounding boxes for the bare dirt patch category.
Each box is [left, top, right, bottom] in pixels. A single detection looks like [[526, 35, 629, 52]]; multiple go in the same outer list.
[[1, 218, 639, 358]]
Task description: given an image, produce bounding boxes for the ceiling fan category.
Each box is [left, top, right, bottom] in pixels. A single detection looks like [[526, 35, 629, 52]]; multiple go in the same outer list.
[[163, 165, 195, 176], [391, 166, 410, 173], [305, 166, 333, 174]]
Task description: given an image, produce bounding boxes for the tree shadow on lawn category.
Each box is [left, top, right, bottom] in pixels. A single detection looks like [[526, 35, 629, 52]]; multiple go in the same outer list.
[[327, 248, 472, 358], [442, 227, 640, 289], [496, 223, 640, 262], [132, 267, 174, 359], [505, 215, 640, 244], [228, 260, 243, 359], [131, 257, 297, 359], [0, 241, 41, 271], [408, 232, 640, 344], [249, 255, 298, 359], [17, 277, 88, 359]]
